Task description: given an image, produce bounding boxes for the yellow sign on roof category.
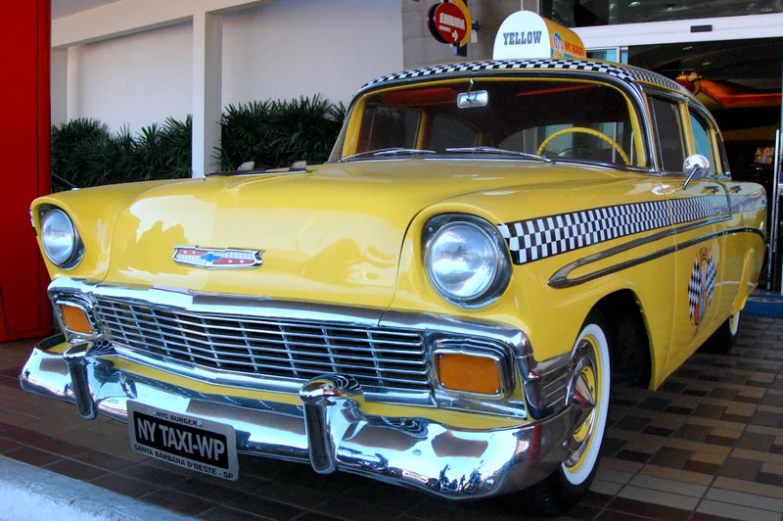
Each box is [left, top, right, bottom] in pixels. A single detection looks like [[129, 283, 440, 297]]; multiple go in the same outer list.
[[493, 11, 586, 60]]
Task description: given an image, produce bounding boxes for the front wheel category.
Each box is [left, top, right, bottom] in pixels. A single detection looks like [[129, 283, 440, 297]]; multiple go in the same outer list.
[[506, 311, 612, 517]]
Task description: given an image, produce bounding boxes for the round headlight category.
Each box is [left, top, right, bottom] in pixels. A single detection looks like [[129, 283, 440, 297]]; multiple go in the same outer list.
[[423, 215, 511, 307], [40, 208, 80, 267]]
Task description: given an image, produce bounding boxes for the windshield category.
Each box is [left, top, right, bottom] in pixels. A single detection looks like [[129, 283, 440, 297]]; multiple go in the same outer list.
[[329, 78, 645, 167]]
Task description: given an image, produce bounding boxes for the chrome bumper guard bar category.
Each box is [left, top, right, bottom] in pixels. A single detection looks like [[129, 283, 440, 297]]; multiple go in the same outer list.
[[21, 336, 588, 499]]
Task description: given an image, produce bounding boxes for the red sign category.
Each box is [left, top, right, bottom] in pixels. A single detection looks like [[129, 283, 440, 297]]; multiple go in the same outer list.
[[427, 1, 469, 45]]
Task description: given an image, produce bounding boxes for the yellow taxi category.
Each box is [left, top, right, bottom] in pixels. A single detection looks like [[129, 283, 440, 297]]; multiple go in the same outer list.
[[23, 57, 765, 516]]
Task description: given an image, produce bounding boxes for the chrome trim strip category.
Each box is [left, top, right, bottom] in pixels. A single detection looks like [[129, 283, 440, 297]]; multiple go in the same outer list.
[[549, 226, 765, 289], [50, 278, 385, 327]]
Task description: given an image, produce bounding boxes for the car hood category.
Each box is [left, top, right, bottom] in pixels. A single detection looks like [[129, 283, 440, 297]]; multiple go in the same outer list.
[[88, 160, 619, 308]]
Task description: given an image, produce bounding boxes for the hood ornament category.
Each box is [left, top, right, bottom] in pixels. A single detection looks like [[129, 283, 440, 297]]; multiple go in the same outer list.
[[173, 246, 264, 269]]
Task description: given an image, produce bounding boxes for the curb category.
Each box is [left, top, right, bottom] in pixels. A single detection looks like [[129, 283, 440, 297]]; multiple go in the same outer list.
[[0, 455, 193, 521]]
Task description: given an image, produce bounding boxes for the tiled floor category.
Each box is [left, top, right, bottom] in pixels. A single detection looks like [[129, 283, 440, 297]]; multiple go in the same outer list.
[[2, 316, 783, 520]]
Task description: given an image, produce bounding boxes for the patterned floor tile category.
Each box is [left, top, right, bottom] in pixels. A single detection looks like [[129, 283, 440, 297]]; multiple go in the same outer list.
[[4, 315, 783, 521]]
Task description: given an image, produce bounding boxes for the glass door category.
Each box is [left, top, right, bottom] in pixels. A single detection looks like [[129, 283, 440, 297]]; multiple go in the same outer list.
[[586, 47, 628, 64]]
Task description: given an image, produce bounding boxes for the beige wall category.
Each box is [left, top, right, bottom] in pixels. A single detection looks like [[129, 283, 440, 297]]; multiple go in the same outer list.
[[402, 0, 539, 69]]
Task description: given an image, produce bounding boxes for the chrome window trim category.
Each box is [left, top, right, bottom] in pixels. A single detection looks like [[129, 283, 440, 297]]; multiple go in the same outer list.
[[333, 71, 658, 174]]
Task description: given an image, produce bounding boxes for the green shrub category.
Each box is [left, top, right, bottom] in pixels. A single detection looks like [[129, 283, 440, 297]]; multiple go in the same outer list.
[[217, 95, 346, 171], [51, 95, 345, 190]]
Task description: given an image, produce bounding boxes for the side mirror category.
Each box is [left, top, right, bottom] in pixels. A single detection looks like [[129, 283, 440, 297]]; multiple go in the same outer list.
[[681, 154, 710, 189]]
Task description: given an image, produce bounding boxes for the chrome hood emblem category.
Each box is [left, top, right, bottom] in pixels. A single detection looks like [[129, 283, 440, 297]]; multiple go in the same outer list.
[[173, 246, 263, 269]]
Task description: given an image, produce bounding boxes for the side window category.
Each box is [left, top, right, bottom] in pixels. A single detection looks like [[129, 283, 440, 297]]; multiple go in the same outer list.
[[689, 111, 717, 176], [429, 114, 479, 152], [649, 97, 686, 173]]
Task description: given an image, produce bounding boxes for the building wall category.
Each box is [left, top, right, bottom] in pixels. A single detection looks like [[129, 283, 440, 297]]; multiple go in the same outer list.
[[223, 0, 403, 109], [73, 22, 193, 132], [57, 0, 403, 132]]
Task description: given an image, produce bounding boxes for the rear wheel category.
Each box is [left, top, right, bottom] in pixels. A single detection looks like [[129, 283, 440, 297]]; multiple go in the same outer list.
[[700, 311, 740, 355], [506, 311, 611, 517]]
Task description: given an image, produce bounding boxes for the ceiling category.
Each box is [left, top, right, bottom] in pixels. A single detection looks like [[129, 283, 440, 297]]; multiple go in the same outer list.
[[52, 0, 123, 19], [553, 0, 783, 27]]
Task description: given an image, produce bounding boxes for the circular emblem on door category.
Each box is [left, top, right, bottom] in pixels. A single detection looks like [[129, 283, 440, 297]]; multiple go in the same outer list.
[[688, 247, 716, 326]]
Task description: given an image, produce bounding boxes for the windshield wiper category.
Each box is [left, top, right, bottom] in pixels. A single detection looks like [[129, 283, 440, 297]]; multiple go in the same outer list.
[[339, 148, 436, 162], [445, 146, 551, 163]]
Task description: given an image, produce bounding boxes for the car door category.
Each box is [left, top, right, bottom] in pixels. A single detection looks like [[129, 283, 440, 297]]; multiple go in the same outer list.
[[646, 94, 731, 374], [685, 106, 748, 321]]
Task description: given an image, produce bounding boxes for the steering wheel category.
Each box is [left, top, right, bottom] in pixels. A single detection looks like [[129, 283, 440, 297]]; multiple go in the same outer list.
[[536, 127, 630, 165], [556, 146, 603, 161]]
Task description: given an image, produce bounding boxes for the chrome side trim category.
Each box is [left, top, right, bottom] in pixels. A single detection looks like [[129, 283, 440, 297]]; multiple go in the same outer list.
[[548, 216, 728, 288], [549, 226, 765, 289]]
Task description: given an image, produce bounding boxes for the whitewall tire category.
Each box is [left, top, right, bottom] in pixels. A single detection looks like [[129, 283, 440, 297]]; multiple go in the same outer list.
[[506, 310, 612, 517]]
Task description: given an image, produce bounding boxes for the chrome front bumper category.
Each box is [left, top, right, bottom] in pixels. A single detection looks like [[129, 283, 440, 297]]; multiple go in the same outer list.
[[21, 335, 588, 500]]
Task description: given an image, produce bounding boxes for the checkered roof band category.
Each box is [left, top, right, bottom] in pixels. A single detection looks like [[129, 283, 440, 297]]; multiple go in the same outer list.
[[358, 58, 693, 98], [498, 195, 731, 266]]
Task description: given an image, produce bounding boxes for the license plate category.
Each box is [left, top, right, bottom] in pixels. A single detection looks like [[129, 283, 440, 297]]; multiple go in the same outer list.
[[128, 401, 239, 480]]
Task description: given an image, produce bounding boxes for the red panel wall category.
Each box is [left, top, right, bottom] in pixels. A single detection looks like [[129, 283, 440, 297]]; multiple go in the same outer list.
[[0, 0, 53, 341]]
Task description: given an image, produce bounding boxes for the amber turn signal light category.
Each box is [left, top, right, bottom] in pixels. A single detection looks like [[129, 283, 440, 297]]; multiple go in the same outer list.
[[60, 305, 93, 335], [435, 352, 503, 395]]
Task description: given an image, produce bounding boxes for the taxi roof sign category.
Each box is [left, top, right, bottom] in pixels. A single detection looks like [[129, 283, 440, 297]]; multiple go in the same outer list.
[[493, 11, 586, 60]]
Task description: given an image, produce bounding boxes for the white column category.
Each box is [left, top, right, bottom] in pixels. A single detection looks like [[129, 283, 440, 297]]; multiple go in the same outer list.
[[51, 48, 68, 127], [192, 10, 223, 178], [522, 0, 539, 13], [66, 46, 81, 121]]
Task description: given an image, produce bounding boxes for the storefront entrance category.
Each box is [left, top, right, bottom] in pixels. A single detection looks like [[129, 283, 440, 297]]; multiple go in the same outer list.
[[577, 16, 783, 290]]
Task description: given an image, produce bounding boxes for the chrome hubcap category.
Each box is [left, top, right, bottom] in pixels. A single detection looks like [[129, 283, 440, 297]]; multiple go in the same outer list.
[[564, 341, 599, 468]]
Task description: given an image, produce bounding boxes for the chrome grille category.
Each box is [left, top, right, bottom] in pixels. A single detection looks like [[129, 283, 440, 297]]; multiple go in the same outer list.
[[92, 298, 430, 392]]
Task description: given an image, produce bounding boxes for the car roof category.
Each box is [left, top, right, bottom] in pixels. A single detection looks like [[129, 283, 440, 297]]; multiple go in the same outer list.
[[356, 58, 694, 100]]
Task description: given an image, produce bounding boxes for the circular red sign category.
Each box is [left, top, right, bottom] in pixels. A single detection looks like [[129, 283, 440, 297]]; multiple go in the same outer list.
[[427, 2, 468, 45]]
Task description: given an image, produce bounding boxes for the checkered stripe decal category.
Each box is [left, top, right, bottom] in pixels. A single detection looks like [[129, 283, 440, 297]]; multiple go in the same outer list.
[[498, 196, 730, 265], [688, 251, 716, 325], [670, 196, 730, 225], [358, 58, 692, 98]]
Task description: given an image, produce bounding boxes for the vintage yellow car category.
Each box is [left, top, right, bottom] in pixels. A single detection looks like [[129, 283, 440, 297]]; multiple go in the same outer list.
[[22, 58, 766, 516]]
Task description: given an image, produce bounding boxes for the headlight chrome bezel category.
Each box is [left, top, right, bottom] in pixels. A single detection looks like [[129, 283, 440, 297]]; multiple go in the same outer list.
[[39, 206, 84, 269], [422, 214, 512, 308]]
